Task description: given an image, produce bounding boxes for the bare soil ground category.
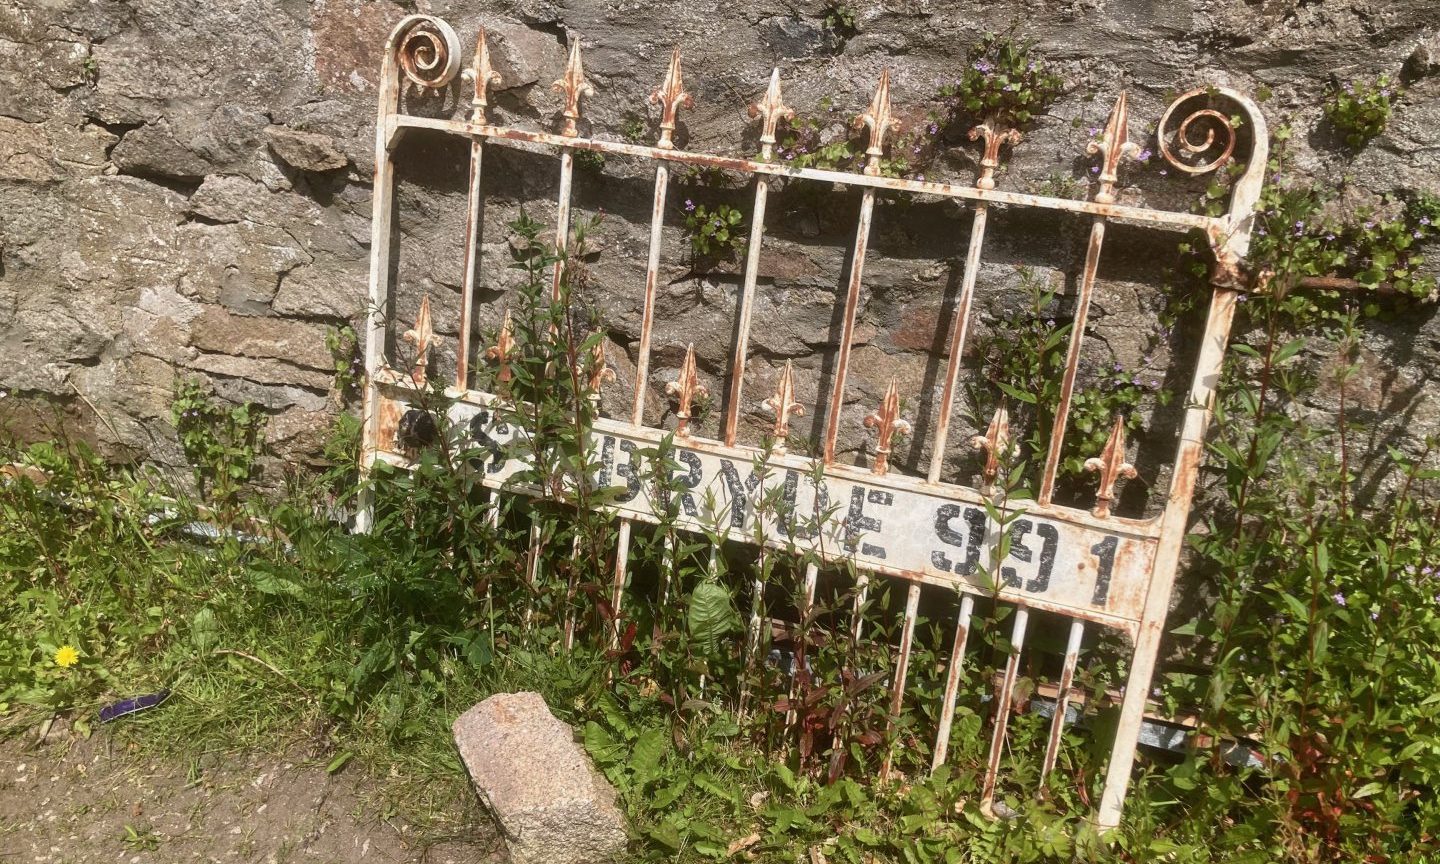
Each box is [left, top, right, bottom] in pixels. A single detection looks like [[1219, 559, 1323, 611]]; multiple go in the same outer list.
[[0, 721, 502, 864]]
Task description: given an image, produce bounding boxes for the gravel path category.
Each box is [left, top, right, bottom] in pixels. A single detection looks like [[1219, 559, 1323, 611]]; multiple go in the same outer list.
[[0, 721, 501, 864]]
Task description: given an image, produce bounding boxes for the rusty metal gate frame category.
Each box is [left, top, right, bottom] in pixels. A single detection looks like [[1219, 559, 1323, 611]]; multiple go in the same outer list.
[[355, 15, 1268, 829]]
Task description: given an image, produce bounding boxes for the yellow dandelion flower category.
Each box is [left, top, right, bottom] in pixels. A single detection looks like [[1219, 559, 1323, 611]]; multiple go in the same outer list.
[[54, 645, 79, 668]]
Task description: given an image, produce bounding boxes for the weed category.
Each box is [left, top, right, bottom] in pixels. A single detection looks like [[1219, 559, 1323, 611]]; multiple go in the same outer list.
[[1323, 73, 1399, 149], [681, 201, 745, 261], [170, 378, 267, 509]]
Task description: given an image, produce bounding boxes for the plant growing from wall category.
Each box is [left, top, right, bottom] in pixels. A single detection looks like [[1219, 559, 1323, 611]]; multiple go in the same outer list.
[[935, 33, 1064, 132], [326, 324, 362, 406], [682, 200, 746, 261], [170, 379, 267, 509], [1323, 74, 1400, 148]]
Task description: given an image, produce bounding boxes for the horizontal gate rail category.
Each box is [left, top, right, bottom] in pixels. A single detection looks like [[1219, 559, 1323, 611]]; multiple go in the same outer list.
[[356, 15, 1268, 829]]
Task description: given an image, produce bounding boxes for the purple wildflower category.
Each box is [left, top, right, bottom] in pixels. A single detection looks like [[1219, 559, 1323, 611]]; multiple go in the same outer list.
[[1370, 610, 1380, 621], [684, 199, 695, 212], [915, 174, 925, 181], [973, 60, 993, 74], [1090, 166, 1100, 174], [1333, 592, 1347, 607], [1088, 127, 1100, 137], [1136, 148, 1153, 162]]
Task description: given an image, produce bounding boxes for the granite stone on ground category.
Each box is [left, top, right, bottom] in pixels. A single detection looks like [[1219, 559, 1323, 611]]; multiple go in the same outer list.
[[454, 692, 628, 864]]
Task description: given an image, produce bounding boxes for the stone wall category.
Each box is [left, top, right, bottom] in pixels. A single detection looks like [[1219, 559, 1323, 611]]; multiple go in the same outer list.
[[2, 0, 1438, 500]]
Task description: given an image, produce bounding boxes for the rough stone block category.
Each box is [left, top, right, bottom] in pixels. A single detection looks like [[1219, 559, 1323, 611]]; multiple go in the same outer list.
[[454, 693, 627, 864]]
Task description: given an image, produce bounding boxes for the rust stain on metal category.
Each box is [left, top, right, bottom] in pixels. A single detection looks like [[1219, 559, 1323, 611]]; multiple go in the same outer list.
[[969, 404, 1011, 494], [764, 360, 804, 453], [750, 68, 794, 161], [464, 28, 503, 124], [970, 122, 1021, 191], [864, 380, 911, 476], [651, 48, 694, 151], [855, 68, 899, 176], [1087, 91, 1139, 205], [666, 343, 708, 439], [1086, 416, 1138, 519], [401, 294, 434, 385], [584, 339, 615, 401], [484, 309, 516, 385], [553, 38, 592, 138], [357, 20, 1271, 829]]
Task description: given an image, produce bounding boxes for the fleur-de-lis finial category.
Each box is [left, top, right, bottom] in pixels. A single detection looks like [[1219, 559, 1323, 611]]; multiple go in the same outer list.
[[584, 339, 616, 399], [484, 309, 516, 385], [553, 37, 593, 138], [854, 69, 900, 176], [666, 344, 709, 439], [749, 68, 794, 161], [401, 295, 434, 385], [1084, 416, 1137, 518], [1086, 91, 1140, 204], [764, 360, 804, 452], [968, 404, 1011, 494], [863, 380, 912, 475], [969, 122, 1022, 191], [650, 47, 694, 150], [462, 28, 503, 124]]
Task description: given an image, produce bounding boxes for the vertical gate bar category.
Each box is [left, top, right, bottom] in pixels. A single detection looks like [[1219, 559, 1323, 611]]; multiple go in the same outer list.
[[454, 140, 485, 389], [724, 69, 790, 446], [824, 190, 875, 465], [1098, 286, 1241, 826], [738, 547, 768, 715], [927, 201, 987, 484], [786, 561, 819, 729], [1096, 87, 1265, 827], [724, 172, 770, 446], [930, 593, 975, 771], [880, 581, 922, 781], [634, 163, 671, 422], [850, 573, 871, 641], [550, 37, 590, 301], [356, 18, 421, 534], [454, 30, 500, 391], [522, 514, 544, 626], [552, 149, 575, 300], [562, 533, 583, 650], [927, 122, 1016, 483], [822, 71, 896, 464], [1038, 93, 1135, 506], [1036, 217, 1105, 506], [1039, 619, 1085, 784], [980, 605, 1029, 815], [608, 519, 633, 647]]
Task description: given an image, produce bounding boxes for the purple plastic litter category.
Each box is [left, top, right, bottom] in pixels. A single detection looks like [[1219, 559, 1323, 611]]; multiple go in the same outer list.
[[98, 690, 170, 722]]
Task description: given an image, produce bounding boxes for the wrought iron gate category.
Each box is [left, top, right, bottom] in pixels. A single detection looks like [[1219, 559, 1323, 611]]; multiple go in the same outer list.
[[357, 15, 1267, 828]]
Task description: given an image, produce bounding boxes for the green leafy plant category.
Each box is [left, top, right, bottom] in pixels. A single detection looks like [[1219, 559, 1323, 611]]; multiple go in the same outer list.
[[170, 379, 267, 508], [821, 4, 858, 38], [326, 324, 361, 405], [936, 33, 1064, 130], [575, 148, 606, 174], [682, 201, 746, 260], [1323, 74, 1400, 148]]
